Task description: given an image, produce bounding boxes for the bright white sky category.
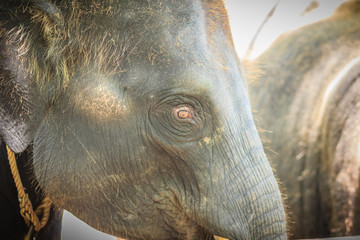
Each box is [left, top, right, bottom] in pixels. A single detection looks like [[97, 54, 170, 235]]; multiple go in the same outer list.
[[226, 0, 345, 59], [61, 1, 344, 239]]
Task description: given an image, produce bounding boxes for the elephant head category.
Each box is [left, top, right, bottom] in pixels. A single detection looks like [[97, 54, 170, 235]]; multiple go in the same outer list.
[[0, 0, 287, 239]]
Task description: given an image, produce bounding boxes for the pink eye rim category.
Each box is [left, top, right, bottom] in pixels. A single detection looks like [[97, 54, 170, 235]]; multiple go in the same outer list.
[[173, 106, 193, 120]]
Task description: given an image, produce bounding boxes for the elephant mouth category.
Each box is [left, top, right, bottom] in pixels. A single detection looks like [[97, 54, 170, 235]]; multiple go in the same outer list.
[[36, 171, 234, 240], [46, 186, 220, 240]]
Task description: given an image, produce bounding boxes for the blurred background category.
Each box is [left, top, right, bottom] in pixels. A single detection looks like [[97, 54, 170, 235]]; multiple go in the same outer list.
[[227, 0, 344, 59], [60, 1, 345, 239]]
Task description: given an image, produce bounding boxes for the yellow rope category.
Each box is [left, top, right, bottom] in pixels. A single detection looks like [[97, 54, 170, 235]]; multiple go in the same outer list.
[[6, 145, 52, 237]]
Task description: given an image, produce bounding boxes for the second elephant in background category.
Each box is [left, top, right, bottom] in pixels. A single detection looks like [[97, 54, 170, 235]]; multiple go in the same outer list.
[[247, 0, 360, 238]]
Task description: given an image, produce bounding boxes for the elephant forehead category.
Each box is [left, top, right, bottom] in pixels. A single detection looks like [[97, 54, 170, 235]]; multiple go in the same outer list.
[[69, 75, 131, 121]]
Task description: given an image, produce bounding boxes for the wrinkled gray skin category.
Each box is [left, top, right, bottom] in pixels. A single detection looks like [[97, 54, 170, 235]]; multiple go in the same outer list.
[[248, 1, 360, 238], [0, 0, 287, 239]]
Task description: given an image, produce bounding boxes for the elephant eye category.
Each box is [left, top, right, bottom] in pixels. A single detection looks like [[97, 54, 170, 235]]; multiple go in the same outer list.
[[174, 106, 193, 120]]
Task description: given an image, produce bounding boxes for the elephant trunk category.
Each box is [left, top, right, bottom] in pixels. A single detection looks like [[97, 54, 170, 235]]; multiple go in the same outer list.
[[185, 122, 287, 239], [210, 150, 287, 239]]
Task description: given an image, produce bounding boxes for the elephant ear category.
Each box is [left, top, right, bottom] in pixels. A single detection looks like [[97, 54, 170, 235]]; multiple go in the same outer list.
[[0, 1, 63, 153]]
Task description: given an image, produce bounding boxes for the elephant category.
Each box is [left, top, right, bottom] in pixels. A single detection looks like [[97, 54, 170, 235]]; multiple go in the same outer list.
[[247, 0, 360, 238], [0, 0, 287, 239]]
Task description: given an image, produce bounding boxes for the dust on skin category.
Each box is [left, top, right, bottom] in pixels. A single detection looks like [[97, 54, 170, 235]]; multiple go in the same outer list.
[[70, 73, 130, 121]]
